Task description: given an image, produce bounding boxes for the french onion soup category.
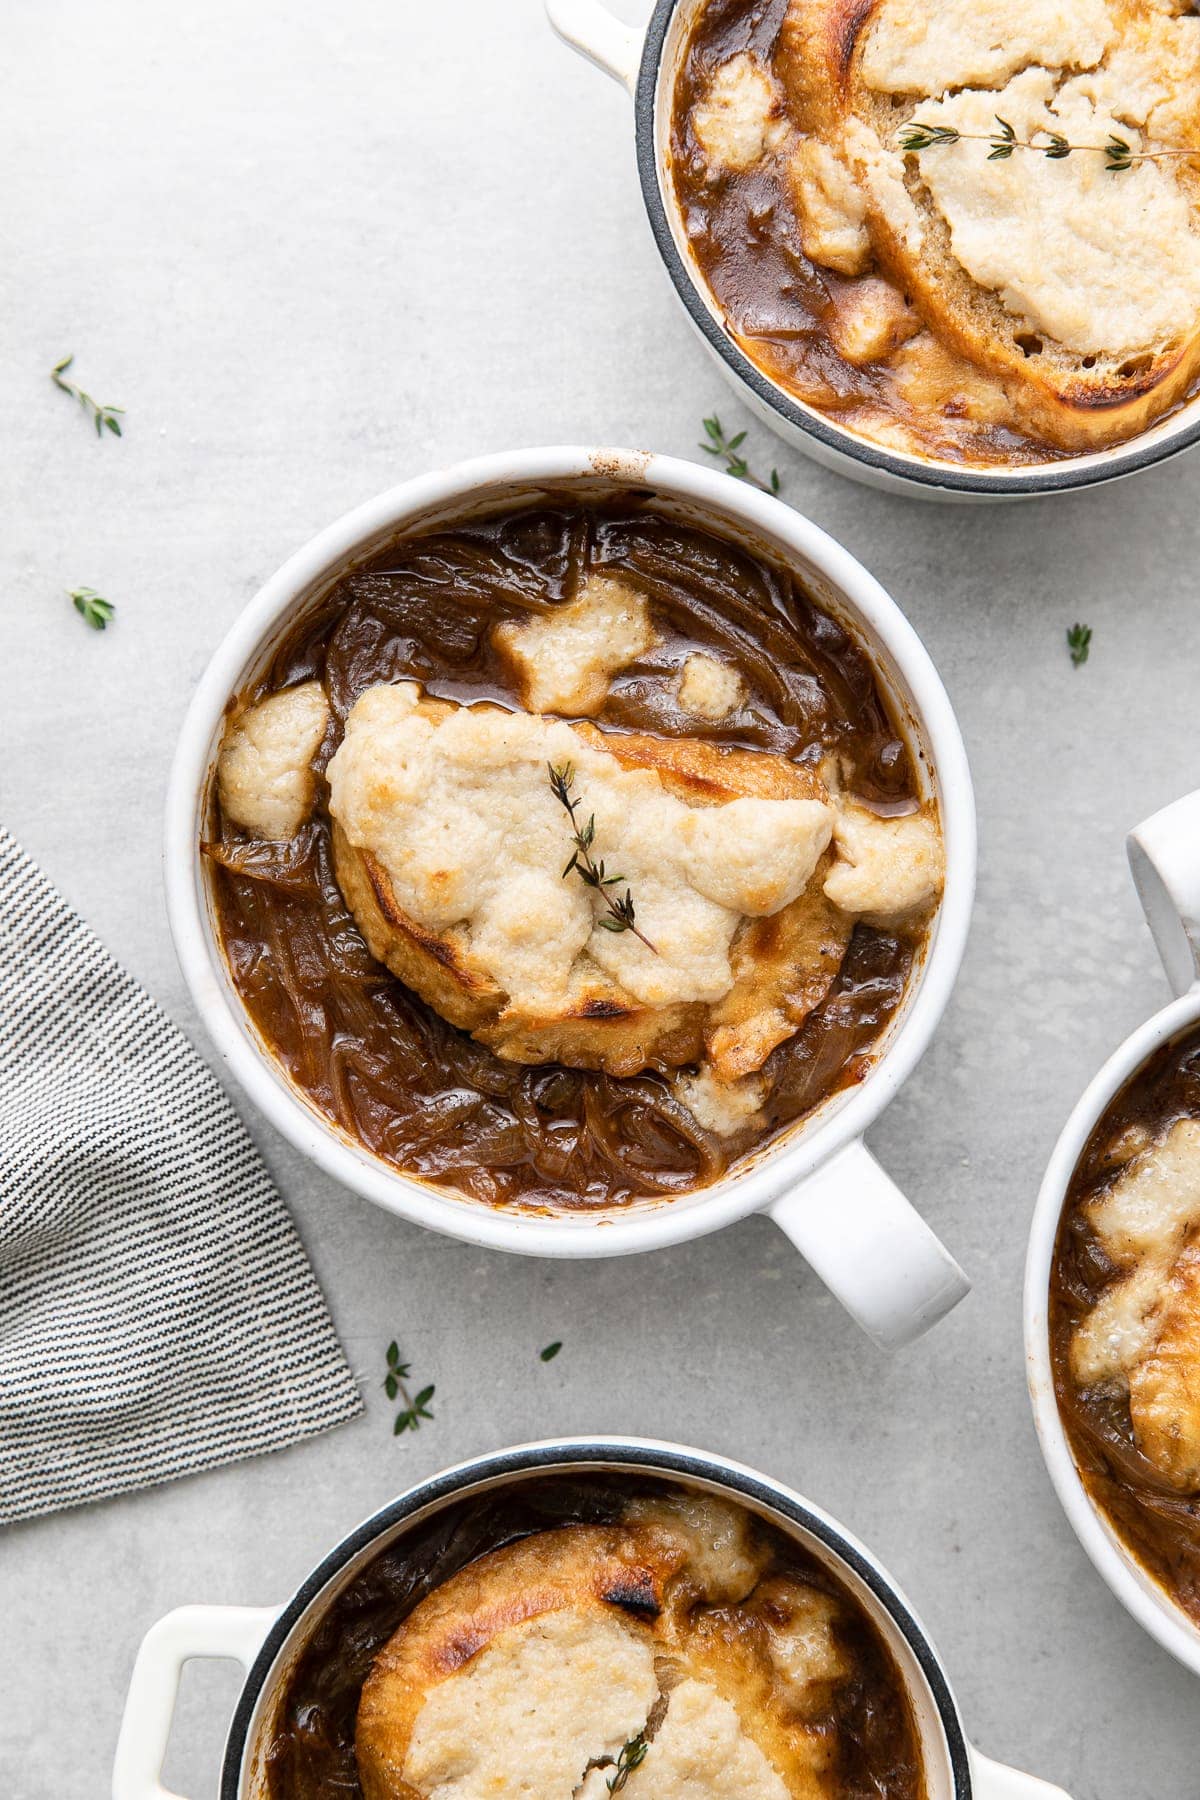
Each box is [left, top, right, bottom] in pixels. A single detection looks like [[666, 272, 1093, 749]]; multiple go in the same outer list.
[[258, 1477, 926, 1800], [1050, 1026, 1200, 1623], [205, 500, 942, 1211], [669, 0, 1200, 466]]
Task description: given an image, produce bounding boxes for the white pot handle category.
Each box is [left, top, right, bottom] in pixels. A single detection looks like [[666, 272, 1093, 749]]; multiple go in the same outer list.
[[1127, 788, 1200, 998], [112, 1604, 279, 1800], [767, 1138, 970, 1349], [544, 0, 644, 94], [969, 1746, 1073, 1800]]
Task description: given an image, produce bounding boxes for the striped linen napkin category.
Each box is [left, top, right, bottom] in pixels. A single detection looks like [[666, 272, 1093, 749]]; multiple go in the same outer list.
[[0, 825, 362, 1525]]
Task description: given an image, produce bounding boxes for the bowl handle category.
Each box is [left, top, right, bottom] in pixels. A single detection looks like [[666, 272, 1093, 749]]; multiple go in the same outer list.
[[112, 1604, 279, 1800], [1128, 789, 1200, 997], [544, 0, 644, 94], [767, 1139, 970, 1349], [969, 1747, 1073, 1800]]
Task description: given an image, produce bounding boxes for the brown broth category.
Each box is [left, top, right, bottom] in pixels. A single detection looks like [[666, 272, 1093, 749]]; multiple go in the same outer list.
[[207, 501, 928, 1213], [668, 0, 1072, 468], [1048, 1027, 1200, 1623], [259, 1476, 926, 1800]]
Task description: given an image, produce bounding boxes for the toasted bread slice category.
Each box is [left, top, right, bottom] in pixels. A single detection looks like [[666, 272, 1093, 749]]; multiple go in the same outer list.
[[329, 691, 850, 1080], [778, 0, 1200, 450]]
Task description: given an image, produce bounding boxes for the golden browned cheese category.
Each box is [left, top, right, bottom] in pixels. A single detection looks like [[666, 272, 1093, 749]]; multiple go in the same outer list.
[[671, 0, 1200, 465], [1050, 1029, 1200, 1623]]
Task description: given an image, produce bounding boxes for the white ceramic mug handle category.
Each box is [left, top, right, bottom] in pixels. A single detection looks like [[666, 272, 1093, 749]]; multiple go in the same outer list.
[[969, 1746, 1073, 1800], [111, 1604, 279, 1800], [1128, 789, 1200, 998], [544, 0, 643, 94], [767, 1139, 969, 1349]]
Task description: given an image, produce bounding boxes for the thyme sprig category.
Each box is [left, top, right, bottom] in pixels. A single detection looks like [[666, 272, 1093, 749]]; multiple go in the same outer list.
[[51, 355, 124, 436], [699, 414, 781, 494], [69, 586, 116, 631], [384, 1340, 435, 1435], [607, 1735, 649, 1794], [1066, 622, 1093, 668], [900, 114, 1195, 173], [548, 763, 657, 955]]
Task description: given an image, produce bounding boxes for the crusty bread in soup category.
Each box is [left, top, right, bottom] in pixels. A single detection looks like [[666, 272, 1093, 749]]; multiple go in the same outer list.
[[326, 684, 856, 1081], [355, 1498, 850, 1800], [777, 0, 1200, 451]]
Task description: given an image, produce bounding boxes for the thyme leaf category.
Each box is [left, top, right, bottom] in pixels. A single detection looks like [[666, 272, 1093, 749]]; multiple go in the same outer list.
[[1066, 622, 1092, 668], [900, 115, 1196, 173], [68, 586, 116, 631], [699, 413, 781, 494], [51, 355, 124, 437], [548, 763, 657, 954], [539, 1341, 563, 1362], [607, 1735, 649, 1794], [384, 1339, 435, 1434]]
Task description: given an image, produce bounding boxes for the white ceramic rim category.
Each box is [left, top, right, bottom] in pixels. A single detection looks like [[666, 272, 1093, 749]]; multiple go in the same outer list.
[[165, 445, 975, 1257], [1024, 990, 1200, 1675]]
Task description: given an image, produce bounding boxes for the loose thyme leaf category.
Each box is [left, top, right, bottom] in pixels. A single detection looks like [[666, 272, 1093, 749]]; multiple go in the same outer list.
[[51, 355, 125, 438], [540, 1341, 563, 1362], [547, 763, 657, 954], [383, 1342, 434, 1436], [698, 413, 783, 495], [1066, 622, 1093, 668], [608, 1735, 649, 1794], [68, 586, 116, 631]]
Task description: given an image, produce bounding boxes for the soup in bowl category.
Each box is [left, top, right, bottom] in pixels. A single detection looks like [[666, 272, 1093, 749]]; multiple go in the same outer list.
[[166, 448, 973, 1345]]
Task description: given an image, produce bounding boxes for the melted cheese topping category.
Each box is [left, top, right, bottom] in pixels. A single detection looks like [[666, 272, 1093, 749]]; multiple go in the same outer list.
[[624, 1494, 769, 1604], [861, 0, 1111, 94], [326, 684, 834, 1014], [1072, 1119, 1200, 1486], [217, 681, 329, 840], [789, 138, 871, 276], [621, 1681, 790, 1800], [692, 53, 788, 172], [402, 1610, 657, 1800], [912, 67, 1200, 356], [822, 803, 943, 926], [494, 577, 658, 716], [674, 1065, 768, 1137], [755, 1581, 849, 1703], [677, 654, 745, 720], [1127, 1244, 1200, 1488]]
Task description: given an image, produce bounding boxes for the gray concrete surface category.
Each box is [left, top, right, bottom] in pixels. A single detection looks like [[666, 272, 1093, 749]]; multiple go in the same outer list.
[[3, 0, 1199, 1794]]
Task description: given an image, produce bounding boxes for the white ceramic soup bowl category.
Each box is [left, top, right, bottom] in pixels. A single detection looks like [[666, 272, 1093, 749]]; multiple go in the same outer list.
[[545, 0, 1200, 502], [165, 446, 974, 1348], [1025, 788, 1200, 1675], [112, 1437, 1071, 1800]]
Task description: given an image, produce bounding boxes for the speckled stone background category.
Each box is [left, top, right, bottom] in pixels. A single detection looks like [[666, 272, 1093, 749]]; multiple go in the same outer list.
[[4, 2, 1199, 1795]]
